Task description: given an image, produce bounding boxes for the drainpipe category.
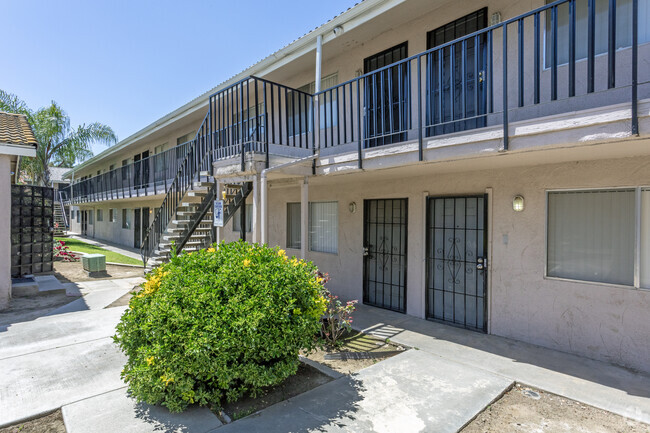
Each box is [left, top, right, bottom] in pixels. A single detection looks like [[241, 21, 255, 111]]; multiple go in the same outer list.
[[315, 35, 323, 92], [260, 153, 318, 245]]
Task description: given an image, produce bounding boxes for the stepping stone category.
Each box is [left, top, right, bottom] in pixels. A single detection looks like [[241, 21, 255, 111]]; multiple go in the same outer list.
[[62, 387, 222, 433]]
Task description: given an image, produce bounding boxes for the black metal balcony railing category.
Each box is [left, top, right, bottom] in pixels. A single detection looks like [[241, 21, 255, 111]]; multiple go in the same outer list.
[[62, 0, 642, 266], [66, 0, 641, 208], [141, 77, 314, 264], [315, 0, 641, 163], [61, 141, 192, 204]]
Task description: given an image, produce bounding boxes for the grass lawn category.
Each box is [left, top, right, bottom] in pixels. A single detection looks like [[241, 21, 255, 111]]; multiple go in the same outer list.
[[55, 237, 143, 266]]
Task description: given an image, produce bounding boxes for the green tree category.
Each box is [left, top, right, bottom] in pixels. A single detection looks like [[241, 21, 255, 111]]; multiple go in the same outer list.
[[0, 89, 117, 185]]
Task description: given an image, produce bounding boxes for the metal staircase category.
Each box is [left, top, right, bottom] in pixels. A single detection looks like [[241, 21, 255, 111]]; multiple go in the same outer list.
[[53, 191, 69, 236], [141, 76, 312, 269]]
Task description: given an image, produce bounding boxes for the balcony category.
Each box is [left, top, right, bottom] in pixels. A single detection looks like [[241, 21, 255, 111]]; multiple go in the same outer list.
[[66, 0, 647, 204], [61, 141, 191, 204]]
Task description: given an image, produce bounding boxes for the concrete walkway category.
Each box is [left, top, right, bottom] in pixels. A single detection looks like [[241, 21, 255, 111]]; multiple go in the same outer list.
[[67, 234, 142, 261], [350, 304, 650, 425], [2, 284, 649, 432]]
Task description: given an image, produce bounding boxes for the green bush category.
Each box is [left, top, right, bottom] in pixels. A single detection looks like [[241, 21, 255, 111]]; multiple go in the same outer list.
[[113, 241, 326, 412]]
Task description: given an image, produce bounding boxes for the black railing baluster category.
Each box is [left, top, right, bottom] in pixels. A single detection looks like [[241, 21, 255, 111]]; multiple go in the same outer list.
[[462, 39, 467, 118], [357, 79, 362, 167], [632, 0, 639, 135], [323, 90, 329, 148], [329, 89, 334, 147], [534, 13, 540, 104], [342, 84, 347, 144], [551, 6, 558, 101], [608, 0, 616, 89], [569, 0, 576, 97], [336, 87, 341, 146], [588, 0, 595, 93], [503, 24, 509, 151], [488, 29, 493, 113], [388, 68, 394, 138], [417, 56, 423, 161], [518, 19, 524, 107], [474, 36, 479, 118]]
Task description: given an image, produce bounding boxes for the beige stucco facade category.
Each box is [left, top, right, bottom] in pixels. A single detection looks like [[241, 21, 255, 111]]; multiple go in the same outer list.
[[232, 152, 650, 373], [62, 0, 650, 374]]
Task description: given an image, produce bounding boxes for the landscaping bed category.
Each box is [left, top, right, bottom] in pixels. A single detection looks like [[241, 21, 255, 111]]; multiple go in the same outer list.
[[461, 383, 649, 433], [51, 260, 143, 283], [0, 410, 66, 433], [54, 237, 143, 266], [304, 331, 407, 374]]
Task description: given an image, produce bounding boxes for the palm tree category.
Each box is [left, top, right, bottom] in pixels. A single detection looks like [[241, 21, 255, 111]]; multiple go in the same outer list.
[[0, 89, 117, 185]]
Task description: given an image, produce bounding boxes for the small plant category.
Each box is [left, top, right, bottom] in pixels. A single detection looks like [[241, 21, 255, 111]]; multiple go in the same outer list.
[[319, 272, 358, 346], [53, 240, 79, 262]]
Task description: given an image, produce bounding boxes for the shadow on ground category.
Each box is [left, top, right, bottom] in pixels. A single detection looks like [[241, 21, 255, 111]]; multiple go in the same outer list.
[[355, 304, 650, 400]]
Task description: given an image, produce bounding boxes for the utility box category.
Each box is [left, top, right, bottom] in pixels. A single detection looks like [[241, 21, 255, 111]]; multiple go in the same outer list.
[[82, 254, 106, 273]]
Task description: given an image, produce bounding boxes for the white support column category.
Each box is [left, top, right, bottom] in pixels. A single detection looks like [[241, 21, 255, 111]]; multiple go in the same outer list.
[[261, 175, 268, 245], [300, 177, 309, 260], [315, 35, 323, 92], [252, 174, 261, 244]]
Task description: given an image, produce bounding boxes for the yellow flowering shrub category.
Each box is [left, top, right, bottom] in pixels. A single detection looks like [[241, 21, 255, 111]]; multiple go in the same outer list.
[[114, 241, 327, 413]]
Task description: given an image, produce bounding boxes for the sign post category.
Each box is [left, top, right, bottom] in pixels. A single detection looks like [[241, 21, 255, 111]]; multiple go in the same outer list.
[[213, 200, 224, 227]]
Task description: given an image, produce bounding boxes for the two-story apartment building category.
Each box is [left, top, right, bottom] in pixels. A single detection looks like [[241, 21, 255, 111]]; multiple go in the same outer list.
[[63, 0, 650, 373]]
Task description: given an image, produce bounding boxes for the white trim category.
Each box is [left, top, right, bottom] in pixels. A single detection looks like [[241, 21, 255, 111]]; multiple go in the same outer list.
[[0, 143, 36, 157]]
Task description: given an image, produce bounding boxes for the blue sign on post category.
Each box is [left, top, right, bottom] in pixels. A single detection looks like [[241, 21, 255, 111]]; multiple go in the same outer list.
[[213, 200, 224, 227]]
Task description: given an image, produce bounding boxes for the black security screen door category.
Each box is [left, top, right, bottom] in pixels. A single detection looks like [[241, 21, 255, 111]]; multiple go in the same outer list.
[[363, 199, 408, 313], [426, 8, 488, 137], [426, 196, 487, 332], [363, 42, 409, 148]]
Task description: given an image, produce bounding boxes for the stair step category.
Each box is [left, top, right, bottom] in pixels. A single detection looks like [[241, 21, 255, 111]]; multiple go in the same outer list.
[[187, 191, 208, 198], [224, 183, 244, 189], [194, 181, 213, 188]]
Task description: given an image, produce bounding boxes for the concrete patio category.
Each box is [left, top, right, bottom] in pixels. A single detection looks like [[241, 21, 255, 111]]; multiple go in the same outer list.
[[0, 281, 648, 432]]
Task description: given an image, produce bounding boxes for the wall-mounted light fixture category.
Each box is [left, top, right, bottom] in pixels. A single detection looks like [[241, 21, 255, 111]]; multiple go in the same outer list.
[[348, 202, 357, 213], [333, 25, 344, 37], [490, 12, 502, 26], [512, 195, 525, 212]]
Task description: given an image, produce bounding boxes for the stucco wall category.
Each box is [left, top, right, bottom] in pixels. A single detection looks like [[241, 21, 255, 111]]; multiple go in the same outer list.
[[263, 155, 650, 373], [0, 155, 11, 309], [70, 198, 163, 248]]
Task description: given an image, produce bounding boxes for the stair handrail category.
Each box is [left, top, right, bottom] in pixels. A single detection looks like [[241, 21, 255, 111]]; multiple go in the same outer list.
[[57, 190, 69, 228]]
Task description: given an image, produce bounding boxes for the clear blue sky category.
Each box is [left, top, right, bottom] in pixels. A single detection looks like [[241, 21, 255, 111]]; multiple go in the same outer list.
[[2, 0, 358, 155]]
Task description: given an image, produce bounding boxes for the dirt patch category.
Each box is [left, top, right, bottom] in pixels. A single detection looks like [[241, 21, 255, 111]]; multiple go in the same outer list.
[[219, 363, 332, 421], [0, 410, 66, 433], [47, 260, 143, 283], [0, 293, 78, 329], [303, 331, 407, 374], [461, 384, 650, 433]]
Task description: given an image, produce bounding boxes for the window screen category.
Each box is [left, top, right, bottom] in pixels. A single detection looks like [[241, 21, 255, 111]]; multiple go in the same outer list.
[[309, 202, 338, 254], [287, 203, 301, 249], [547, 189, 635, 285]]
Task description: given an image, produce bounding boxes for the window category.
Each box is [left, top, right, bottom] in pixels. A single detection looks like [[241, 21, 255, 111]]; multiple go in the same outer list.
[[97, 209, 103, 222], [122, 209, 131, 229], [154, 143, 167, 173], [308, 201, 338, 254], [288, 73, 338, 136], [121, 159, 129, 181], [545, 0, 650, 67], [287, 203, 301, 249], [232, 204, 253, 232], [109, 208, 117, 223], [547, 188, 650, 288], [177, 132, 195, 146], [76, 210, 80, 223], [88, 210, 93, 225]]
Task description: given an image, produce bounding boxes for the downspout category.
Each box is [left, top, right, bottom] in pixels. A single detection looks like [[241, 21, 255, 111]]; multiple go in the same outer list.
[[260, 153, 318, 245], [260, 33, 325, 245]]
